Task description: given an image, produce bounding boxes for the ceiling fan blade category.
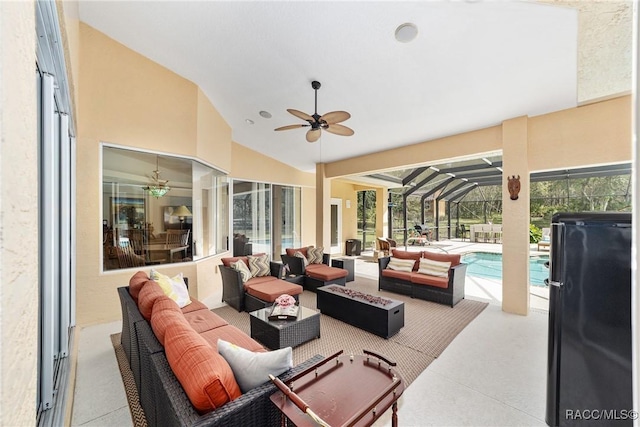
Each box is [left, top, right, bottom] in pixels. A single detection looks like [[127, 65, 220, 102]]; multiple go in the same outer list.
[[320, 111, 351, 124], [306, 128, 321, 143], [274, 124, 309, 131], [324, 123, 354, 137], [287, 109, 314, 122]]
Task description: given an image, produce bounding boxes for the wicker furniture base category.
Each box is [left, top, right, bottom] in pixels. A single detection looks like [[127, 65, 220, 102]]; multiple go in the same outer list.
[[317, 285, 405, 339], [304, 275, 346, 292], [250, 306, 321, 349], [331, 258, 355, 282]]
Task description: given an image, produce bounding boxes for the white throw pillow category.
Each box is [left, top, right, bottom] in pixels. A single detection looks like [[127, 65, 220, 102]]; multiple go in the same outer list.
[[387, 257, 415, 272], [230, 260, 252, 283], [217, 339, 293, 393], [149, 269, 192, 308], [418, 258, 451, 278], [293, 251, 309, 267]]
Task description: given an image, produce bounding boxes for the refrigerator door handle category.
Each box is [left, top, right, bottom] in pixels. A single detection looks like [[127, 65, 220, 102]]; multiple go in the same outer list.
[[547, 280, 563, 288]]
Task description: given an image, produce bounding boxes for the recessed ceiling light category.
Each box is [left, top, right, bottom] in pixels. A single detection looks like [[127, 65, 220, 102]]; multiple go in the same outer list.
[[395, 23, 418, 43], [245, 119, 254, 125], [259, 111, 272, 119]]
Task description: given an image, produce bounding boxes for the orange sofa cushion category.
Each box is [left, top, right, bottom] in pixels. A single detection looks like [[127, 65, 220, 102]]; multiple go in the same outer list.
[[305, 264, 348, 281], [422, 250, 461, 267], [151, 296, 189, 345], [129, 271, 150, 302], [243, 275, 278, 290], [381, 268, 413, 281], [390, 249, 422, 271], [285, 246, 311, 257], [138, 280, 166, 321], [410, 272, 449, 289], [180, 299, 209, 314], [184, 310, 229, 334], [200, 325, 266, 353], [164, 320, 242, 413], [245, 280, 303, 303]]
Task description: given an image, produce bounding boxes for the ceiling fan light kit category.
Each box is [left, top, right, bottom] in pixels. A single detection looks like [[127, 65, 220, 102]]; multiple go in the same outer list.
[[275, 80, 354, 143]]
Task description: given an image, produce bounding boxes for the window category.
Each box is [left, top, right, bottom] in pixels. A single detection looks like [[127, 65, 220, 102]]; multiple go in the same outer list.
[[102, 146, 228, 271], [232, 180, 301, 260]]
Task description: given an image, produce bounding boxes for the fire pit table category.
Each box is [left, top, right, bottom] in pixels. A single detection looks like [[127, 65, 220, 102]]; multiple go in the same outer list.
[[316, 285, 404, 338]]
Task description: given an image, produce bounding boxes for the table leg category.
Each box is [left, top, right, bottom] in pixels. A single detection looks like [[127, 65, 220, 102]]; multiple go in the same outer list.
[[392, 401, 398, 427]]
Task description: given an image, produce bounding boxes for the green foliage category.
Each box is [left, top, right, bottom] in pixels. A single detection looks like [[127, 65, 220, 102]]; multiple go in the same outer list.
[[384, 174, 630, 246], [529, 224, 542, 243]]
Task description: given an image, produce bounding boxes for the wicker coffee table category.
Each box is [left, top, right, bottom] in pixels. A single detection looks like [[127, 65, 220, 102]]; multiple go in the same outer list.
[[250, 306, 320, 349]]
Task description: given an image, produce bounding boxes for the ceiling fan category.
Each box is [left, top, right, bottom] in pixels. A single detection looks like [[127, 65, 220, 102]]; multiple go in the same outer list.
[[275, 80, 354, 143]]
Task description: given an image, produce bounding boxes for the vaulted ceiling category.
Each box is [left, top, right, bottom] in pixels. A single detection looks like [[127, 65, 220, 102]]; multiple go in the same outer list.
[[78, 1, 632, 172]]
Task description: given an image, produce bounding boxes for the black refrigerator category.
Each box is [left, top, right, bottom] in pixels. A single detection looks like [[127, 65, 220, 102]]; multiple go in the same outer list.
[[546, 212, 632, 426]]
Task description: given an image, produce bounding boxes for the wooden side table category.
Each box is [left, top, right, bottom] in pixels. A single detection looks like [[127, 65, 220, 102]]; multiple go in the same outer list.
[[270, 350, 404, 427]]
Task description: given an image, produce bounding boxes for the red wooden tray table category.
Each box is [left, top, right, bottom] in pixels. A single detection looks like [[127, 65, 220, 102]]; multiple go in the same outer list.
[[270, 350, 404, 427]]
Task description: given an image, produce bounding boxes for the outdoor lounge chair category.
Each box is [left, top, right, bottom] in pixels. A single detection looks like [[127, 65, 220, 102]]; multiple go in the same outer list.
[[538, 227, 551, 251]]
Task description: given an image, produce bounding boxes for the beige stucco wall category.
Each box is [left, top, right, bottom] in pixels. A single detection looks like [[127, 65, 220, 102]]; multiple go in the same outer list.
[[324, 96, 630, 179], [301, 187, 316, 247], [501, 117, 531, 315], [77, 23, 201, 326], [76, 24, 317, 326], [0, 2, 39, 425], [325, 126, 503, 178], [197, 88, 232, 172], [330, 180, 359, 250], [230, 141, 315, 187], [528, 95, 631, 171]]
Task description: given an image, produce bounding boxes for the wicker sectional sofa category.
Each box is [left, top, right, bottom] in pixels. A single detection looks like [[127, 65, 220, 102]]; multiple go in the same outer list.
[[118, 271, 322, 427], [378, 249, 468, 307]]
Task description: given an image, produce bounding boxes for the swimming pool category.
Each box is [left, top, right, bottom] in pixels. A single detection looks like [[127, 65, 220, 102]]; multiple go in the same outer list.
[[461, 252, 549, 287]]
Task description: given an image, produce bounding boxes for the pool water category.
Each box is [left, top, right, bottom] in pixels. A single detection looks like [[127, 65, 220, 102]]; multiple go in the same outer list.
[[461, 252, 549, 287]]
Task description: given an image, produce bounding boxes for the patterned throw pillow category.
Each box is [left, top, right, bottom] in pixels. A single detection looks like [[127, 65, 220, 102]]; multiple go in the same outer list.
[[247, 254, 271, 277], [230, 260, 252, 283], [386, 257, 415, 272], [417, 258, 451, 278], [307, 246, 324, 264], [293, 251, 309, 267]]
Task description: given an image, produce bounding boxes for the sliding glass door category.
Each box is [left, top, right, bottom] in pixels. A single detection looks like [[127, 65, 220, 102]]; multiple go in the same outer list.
[[232, 180, 301, 261]]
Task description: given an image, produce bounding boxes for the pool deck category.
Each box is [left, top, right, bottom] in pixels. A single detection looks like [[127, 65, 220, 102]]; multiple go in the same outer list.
[[350, 238, 550, 312]]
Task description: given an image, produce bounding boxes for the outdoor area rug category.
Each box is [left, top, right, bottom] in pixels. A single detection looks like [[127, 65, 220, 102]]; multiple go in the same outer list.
[[213, 277, 488, 385], [111, 276, 487, 426], [110, 333, 148, 427]]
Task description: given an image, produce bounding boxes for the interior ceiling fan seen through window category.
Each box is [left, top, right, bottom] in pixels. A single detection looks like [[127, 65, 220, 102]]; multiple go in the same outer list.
[[275, 80, 354, 143]]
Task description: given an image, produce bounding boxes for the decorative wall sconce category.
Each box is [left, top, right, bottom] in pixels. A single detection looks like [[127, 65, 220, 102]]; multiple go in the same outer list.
[[507, 175, 521, 200]]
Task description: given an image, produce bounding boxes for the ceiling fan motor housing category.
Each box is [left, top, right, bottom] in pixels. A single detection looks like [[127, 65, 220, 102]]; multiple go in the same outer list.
[[274, 79, 353, 142]]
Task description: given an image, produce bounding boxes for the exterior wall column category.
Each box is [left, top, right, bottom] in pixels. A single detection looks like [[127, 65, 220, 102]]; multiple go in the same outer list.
[[376, 187, 388, 238], [315, 163, 331, 249], [501, 116, 530, 315]]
